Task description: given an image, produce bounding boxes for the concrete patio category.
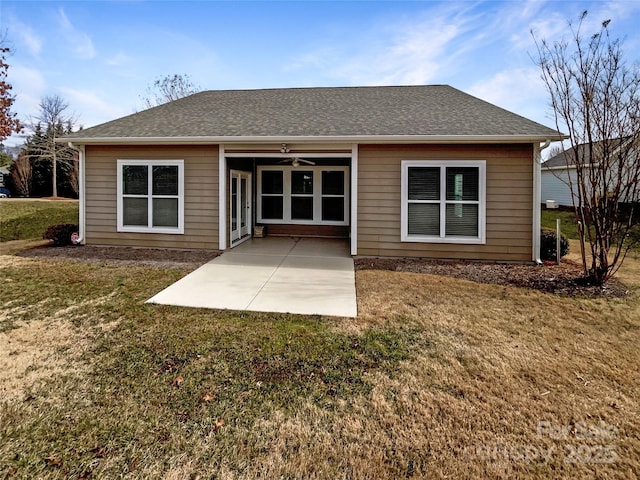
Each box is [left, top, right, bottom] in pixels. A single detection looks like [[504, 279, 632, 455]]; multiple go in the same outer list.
[[146, 237, 357, 317]]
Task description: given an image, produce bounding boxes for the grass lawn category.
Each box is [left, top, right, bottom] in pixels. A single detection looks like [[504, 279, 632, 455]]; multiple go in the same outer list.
[[1, 247, 638, 478], [1, 200, 638, 478], [542, 209, 640, 256], [0, 199, 79, 242], [541, 208, 580, 239]]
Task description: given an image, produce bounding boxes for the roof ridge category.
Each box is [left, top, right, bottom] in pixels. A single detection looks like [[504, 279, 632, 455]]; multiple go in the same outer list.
[[195, 84, 451, 94]]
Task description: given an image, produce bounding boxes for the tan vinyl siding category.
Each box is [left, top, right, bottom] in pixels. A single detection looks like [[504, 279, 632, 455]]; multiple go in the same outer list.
[[84, 145, 219, 250], [357, 144, 534, 261]]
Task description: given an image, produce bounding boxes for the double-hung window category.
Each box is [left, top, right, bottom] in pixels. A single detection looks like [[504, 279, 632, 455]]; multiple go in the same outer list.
[[260, 170, 285, 220], [401, 160, 486, 244], [117, 159, 184, 234]]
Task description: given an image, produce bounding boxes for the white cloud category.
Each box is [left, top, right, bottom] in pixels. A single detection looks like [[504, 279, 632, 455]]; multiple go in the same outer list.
[[10, 64, 47, 116], [288, 5, 477, 86], [56, 8, 96, 60], [286, 46, 340, 72], [2, 64, 47, 145], [58, 87, 129, 128], [376, 20, 462, 84], [106, 52, 133, 67], [513, 1, 640, 51], [467, 66, 553, 125], [513, 11, 568, 50], [6, 14, 43, 56]]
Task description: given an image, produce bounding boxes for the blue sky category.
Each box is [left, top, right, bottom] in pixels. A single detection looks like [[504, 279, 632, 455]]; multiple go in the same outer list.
[[2, 0, 640, 146]]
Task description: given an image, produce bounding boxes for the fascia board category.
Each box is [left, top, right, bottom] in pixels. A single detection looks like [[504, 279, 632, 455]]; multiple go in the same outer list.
[[59, 134, 566, 145]]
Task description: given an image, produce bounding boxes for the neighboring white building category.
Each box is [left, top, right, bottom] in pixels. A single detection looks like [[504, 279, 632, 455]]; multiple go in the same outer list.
[[541, 161, 577, 207], [541, 139, 639, 207]]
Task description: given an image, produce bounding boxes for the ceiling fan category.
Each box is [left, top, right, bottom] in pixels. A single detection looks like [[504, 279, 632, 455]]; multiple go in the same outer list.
[[279, 157, 316, 167]]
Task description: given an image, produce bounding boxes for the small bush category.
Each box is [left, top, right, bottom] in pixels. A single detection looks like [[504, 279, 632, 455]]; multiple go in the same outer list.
[[541, 229, 569, 261], [43, 223, 78, 246]]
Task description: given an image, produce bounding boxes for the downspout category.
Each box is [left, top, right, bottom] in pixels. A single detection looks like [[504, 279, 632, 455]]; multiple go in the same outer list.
[[533, 139, 551, 264], [68, 142, 85, 244]]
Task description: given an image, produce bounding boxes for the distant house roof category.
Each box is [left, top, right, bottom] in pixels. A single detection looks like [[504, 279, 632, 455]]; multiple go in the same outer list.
[[543, 137, 634, 169], [544, 147, 584, 169], [65, 85, 561, 144]]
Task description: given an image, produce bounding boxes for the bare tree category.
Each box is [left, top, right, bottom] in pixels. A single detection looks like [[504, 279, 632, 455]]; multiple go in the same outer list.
[[68, 155, 79, 196], [9, 152, 32, 197], [0, 37, 23, 141], [32, 95, 76, 197], [544, 143, 564, 160], [533, 11, 640, 284], [141, 74, 201, 109]]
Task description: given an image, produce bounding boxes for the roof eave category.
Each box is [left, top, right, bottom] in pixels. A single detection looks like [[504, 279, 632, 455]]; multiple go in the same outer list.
[[61, 134, 565, 145]]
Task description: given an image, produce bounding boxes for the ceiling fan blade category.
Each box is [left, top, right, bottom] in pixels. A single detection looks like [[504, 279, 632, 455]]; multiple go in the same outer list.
[[277, 157, 316, 166], [297, 158, 316, 165]]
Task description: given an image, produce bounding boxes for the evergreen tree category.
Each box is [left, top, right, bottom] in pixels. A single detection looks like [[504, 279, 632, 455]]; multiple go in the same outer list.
[[20, 121, 78, 198]]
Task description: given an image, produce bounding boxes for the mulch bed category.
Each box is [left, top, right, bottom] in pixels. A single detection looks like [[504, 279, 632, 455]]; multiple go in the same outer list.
[[17, 245, 219, 270], [16, 244, 628, 297], [355, 257, 629, 297]]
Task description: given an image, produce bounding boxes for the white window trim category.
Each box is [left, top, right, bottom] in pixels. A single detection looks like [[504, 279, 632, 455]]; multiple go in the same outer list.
[[117, 159, 185, 234], [401, 160, 486, 244], [257, 165, 349, 226]]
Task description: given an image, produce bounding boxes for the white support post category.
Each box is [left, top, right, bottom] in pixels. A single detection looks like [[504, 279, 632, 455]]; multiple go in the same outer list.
[[218, 145, 226, 250], [533, 143, 544, 263], [350, 144, 358, 256], [556, 218, 561, 265]]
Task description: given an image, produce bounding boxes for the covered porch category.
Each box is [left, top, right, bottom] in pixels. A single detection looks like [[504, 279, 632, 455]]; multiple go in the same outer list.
[[219, 144, 358, 254]]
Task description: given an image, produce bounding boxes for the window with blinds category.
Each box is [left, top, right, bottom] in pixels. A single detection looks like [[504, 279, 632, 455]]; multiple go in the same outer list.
[[117, 159, 184, 234], [401, 160, 486, 244]]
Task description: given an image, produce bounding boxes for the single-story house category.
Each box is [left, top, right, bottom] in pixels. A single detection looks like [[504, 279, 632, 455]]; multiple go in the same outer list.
[[62, 85, 562, 262], [541, 138, 639, 207]]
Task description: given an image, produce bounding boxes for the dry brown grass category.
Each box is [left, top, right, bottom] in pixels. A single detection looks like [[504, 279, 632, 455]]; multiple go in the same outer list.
[[565, 238, 640, 289], [332, 262, 639, 478], [0, 249, 638, 479], [0, 255, 121, 401], [0, 316, 89, 401]]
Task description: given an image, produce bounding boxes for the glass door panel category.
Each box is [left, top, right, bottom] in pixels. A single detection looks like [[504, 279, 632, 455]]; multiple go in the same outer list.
[[231, 176, 238, 238], [240, 177, 248, 236], [230, 170, 251, 245]]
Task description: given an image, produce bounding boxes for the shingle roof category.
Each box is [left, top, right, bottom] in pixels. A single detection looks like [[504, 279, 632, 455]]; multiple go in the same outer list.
[[543, 147, 581, 168], [543, 138, 632, 168], [66, 85, 561, 142]]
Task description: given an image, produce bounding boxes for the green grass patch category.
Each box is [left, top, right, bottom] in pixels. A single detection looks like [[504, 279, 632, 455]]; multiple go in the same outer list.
[[0, 199, 79, 242], [541, 208, 580, 239], [542, 207, 640, 252]]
